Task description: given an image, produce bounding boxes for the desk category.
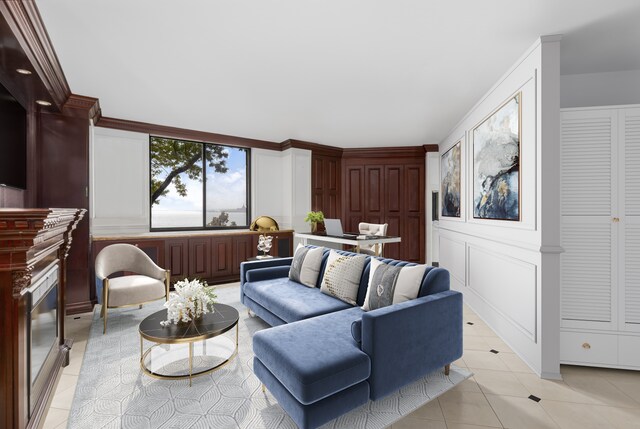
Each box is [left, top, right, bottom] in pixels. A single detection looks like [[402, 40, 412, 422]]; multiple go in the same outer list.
[[295, 232, 401, 257]]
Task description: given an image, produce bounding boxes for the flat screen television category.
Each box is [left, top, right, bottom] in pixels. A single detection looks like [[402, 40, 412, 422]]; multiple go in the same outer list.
[[0, 81, 27, 190]]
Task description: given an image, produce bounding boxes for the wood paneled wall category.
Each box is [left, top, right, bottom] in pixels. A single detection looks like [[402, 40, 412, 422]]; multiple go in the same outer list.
[[311, 147, 427, 263], [342, 153, 425, 263], [312, 154, 342, 219]]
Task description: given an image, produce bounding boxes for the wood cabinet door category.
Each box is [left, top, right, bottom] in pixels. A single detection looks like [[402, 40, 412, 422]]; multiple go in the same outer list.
[[165, 239, 188, 282], [211, 236, 233, 278], [233, 235, 257, 275], [188, 237, 211, 280]]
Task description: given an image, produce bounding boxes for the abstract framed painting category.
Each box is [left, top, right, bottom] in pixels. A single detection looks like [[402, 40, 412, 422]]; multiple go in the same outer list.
[[473, 93, 521, 221], [441, 140, 461, 218]]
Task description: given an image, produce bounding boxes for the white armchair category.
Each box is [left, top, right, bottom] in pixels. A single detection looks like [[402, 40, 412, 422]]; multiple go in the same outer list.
[[95, 243, 170, 334], [358, 222, 388, 256]]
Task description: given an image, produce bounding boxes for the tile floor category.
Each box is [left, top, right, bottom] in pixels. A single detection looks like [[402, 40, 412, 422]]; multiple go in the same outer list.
[[43, 290, 640, 429]]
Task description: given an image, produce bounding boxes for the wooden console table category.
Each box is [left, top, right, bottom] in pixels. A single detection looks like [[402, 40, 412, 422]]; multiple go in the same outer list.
[[0, 208, 85, 429]]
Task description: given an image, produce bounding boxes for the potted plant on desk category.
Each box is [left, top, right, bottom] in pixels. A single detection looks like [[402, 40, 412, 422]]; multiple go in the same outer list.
[[304, 211, 325, 234]]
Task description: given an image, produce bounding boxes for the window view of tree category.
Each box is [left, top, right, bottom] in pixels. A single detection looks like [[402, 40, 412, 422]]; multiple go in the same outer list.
[[150, 137, 249, 229]]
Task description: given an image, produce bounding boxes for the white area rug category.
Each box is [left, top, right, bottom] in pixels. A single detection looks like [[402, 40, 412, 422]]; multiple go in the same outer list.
[[68, 286, 471, 429]]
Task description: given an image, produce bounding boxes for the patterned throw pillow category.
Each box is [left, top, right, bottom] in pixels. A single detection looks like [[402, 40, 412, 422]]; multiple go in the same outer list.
[[320, 250, 367, 305], [289, 244, 325, 287], [362, 258, 427, 311]]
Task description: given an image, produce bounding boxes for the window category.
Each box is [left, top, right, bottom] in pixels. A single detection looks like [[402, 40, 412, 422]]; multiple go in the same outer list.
[[150, 136, 250, 230]]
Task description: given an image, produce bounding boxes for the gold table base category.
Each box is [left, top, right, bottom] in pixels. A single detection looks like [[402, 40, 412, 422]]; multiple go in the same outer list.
[[139, 323, 239, 386]]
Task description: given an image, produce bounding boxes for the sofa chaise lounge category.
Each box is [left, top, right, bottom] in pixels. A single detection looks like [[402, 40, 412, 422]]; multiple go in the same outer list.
[[240, 248, 463, 429]]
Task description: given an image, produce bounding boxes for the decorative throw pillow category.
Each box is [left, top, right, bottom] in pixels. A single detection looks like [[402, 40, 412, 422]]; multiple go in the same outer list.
[[362, 259, 427, 311], [320, 250, 367, 305], [289, 244, 324, 288]]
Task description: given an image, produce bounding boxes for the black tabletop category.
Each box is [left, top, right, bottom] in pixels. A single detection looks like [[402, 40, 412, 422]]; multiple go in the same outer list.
[[139, 303, 239, 344]]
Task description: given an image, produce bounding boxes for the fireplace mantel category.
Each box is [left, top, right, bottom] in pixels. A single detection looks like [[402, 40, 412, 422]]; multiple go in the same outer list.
[[0, 208, 85, 429]]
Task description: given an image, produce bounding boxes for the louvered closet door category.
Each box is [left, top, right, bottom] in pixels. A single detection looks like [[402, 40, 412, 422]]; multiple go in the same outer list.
[[561, 109, 618, 331], [620, 108, 640, 333]]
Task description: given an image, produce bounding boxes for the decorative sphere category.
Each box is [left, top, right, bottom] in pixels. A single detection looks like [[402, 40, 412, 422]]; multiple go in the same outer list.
[[250, 216, 280, 232]]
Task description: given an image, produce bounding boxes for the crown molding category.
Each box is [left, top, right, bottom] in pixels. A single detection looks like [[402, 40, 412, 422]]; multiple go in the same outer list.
[[95, 116, 281, 151], [62, 94, 102, 122], [342, 146, 426, 159], [281, 139, 343, 157], [0, 0, 71, 110]]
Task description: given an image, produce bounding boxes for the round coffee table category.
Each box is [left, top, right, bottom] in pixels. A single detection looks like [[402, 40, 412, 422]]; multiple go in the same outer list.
[[138, 303, 239, 386]]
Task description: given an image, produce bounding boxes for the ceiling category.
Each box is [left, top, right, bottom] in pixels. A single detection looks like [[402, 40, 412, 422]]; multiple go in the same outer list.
[[36, 0, 640, 148]]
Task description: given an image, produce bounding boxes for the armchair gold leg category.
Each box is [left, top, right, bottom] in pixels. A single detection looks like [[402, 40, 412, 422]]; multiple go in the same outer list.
[[444, 364, 451, 376], [139, 304, 143, 309], [262, 384, 266, 393], [103, 278, 109, 334]]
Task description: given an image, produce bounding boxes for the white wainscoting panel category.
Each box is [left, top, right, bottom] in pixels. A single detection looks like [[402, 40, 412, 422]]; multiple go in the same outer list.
[[467, 245, 537, 341], [439, 235, 465, 286]]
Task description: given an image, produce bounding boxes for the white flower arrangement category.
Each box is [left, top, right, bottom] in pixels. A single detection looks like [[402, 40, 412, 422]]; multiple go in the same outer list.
[[160, 278, 217, 327]]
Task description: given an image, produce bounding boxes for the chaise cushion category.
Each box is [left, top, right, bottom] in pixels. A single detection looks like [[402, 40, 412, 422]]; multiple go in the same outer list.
[[243, 278, 351, 323], [253, 307, 370, 405]]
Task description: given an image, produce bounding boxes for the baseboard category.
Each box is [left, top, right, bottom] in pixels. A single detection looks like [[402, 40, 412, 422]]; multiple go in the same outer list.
[[66, 300, 95, 315]]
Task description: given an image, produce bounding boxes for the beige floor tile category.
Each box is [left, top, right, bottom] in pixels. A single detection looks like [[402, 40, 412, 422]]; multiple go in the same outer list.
[[408, 399, 444, 421], [392, 417, 447, 429], [482, 336, 513, 353], [562, 371, 639, 408], [55, 374, 78, 393], [463, 336, 490, 351], [463, 350, 510, 372], [453, 357, 468, 368], [485, 394, 559, 429], [606, 378, 640, 404], [438, 391, 502, 428], [63, 349, 84, 376], [473, 369, 531, 397], [450, 377, 483, 393], [514, 373, 601, 404], [541, 400, 640, 429], [464, 324, 499, 338], [497, 352, 534, 374], [50, 382, 77, 410], [42, 407, 69, 429], [446, 424, 504, 429]]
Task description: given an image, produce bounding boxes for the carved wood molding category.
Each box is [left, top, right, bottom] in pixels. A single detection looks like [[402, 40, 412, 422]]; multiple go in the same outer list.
[[11, 268, 32, 298], [63, 94, 102, 123], [0, 0, 71, 109]]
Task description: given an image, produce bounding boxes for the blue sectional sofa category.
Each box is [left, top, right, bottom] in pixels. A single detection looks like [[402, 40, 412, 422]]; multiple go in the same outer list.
[[240, 248, 463, 429]]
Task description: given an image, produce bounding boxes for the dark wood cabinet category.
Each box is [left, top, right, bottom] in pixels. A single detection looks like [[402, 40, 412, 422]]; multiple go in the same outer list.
[[92, 230, 293, 287], [189, 237, 212, 279], [165, 239, 189, 282], [311, 154, 342, 219], [232, 235, 256, 275], [211, 236, 233, 278]]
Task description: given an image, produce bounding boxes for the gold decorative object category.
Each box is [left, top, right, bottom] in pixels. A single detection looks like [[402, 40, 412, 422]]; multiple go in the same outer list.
[[250, 216, 279, 232]]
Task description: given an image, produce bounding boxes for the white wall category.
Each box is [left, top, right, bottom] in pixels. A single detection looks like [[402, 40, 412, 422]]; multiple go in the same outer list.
[[561, 69, 640, 108], [91, 127, 311, 237], [426, 152, 440, 265], [438, 36, 562, 378]]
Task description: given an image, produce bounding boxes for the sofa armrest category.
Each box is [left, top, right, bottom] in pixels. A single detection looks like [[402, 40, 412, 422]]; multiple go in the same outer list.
[[246, 266, 291, 283], [240, 257, 293, 286], [361, 290, 463, 400]]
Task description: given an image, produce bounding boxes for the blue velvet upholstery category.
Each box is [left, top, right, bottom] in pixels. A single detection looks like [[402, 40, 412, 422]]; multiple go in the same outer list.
[[245, 265, 291, 283], [253, 307, 370, 405], [254, 358, 370, 429], [243, 277, 351, 323], [243, 247, 463, 429], [240, 257, 293, 304], [361, 290, 463, 400], [243, 295, 286, 327]]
